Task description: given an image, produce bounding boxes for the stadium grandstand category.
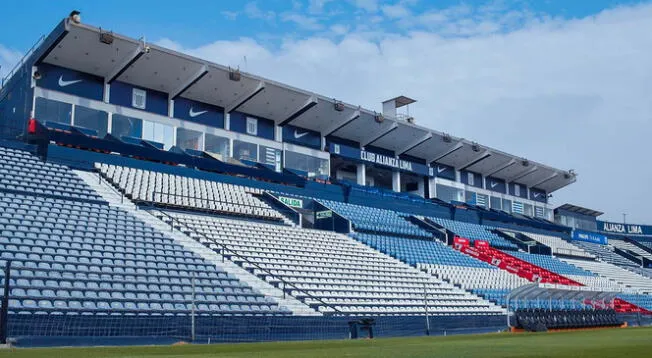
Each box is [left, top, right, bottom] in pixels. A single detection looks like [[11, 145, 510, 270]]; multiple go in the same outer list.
[[1, 11, 652, 347]]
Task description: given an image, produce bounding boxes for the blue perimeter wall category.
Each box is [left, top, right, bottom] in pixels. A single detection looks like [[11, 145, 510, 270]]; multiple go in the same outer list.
[[7, 314, 507, 347]]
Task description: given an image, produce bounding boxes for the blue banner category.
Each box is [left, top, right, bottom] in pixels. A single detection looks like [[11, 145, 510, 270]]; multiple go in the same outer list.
[[283, 124, 321, 149], [432, 162, 455, 181], [529, 188, 547, 203], [486, 176, 506, 194], [597, 221, 652, 236], [572, 229, 608, 245], [37, 63, 104, 101], [174, 97, 224, 129], [329, 143, 433, 177]]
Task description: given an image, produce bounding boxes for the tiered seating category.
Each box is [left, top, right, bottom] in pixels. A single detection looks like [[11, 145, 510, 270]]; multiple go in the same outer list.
[[571, 241, 638, 267], [610, 239, 652, 260], [322, 200, 430, 237], [164, 211, 505, 316], [518, 232, 594, 258], [0, 146, 100, 200], [461, 246, 583, 286], [427, 217, 519, 250], [97, 163, 284, 221], [509, 252, 594, 277], [0, 192, 287, 316], [353, 233, 491, 268], [561, 257, 652, 293]]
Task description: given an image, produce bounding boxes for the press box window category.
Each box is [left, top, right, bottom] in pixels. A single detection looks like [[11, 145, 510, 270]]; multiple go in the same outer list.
[[132, 88, 147, 109], [514, 184, 521, 197], [246, 117, 258, 135]]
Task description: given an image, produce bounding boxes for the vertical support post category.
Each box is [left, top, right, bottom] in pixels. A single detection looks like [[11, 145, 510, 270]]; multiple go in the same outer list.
[[191, 274, 196, 342], [424, 284, 430, 336], [0, 261, 11, 344]]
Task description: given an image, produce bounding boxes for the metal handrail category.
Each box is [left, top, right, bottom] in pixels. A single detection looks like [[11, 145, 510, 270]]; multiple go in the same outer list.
[[146, 203, 341, 314], [1, 35, 45, 88]]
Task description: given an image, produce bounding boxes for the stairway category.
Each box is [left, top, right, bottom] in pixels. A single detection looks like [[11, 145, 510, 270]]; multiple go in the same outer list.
[[74, 169, 321, 316]]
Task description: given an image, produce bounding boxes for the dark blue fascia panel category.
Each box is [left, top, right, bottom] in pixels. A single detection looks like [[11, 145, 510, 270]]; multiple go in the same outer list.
[[174, 97, 224, 129], [530, 188, 547, 203], [432, 162, 456, 181], [282, 124, 321, 149], [109, 81, 168, 116], [485, 176, 507, 194], [36, 63, 104, 101], [509, 182, 528, 198], [460, 170, 483, 188], [230, 111, 275, 140], [326, 135, 359, 148]]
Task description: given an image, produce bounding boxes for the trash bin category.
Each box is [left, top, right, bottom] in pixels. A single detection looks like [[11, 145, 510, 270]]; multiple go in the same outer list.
[[348, 318, 375, 339]]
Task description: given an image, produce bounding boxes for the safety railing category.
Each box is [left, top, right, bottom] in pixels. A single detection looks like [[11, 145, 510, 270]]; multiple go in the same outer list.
[[1, 35, 45, 88]]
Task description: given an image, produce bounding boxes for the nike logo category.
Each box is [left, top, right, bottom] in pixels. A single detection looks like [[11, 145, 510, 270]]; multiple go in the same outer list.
[[437, 166, 446, 173], [490, 182, 498, 188], [533, 193, 541, 198], [294, 130, 309, 139], [189, 107, 208, 118], [58, 75, 82, 87]]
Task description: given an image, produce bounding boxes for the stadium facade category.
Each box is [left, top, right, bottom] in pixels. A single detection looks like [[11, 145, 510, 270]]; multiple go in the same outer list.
[[1, 12, 652, 346]]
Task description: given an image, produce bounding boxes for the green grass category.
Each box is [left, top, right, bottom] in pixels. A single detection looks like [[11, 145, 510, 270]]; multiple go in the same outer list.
[[1, 327, 651, 358]]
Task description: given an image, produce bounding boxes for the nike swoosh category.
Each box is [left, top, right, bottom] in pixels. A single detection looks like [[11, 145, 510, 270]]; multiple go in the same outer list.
[[533, 193, 541, 198], [58, 75, 82, 87], [294, 130, 309, 139], [437, 166, 446, 173], [189, 107, 208, 118], [490, 182, 498, 188]]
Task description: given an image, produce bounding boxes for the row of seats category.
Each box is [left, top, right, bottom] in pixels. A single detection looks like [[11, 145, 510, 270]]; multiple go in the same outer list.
[[561, 257, 652, 293], [321, 200, 431, 238], [353, 233, 492, 268], [97, 163, 284, 221], [518, 231, 594, 258], [0, 190, 288, 316], [427, 217, 519, 250], [0, 146, 100, 200], [162, 210, 505, 316], [508, 252, 594, 277], [572, 241, 638, 267], [609, 239, 652, 260]]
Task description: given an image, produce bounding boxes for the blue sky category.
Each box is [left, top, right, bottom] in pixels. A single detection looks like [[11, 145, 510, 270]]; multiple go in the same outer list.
[[2, 1, 652, 222], [0, 0, 645, 51]]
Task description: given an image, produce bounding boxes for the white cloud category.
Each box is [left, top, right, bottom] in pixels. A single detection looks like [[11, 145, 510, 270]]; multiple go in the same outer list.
[[381, 4, 411, 19], [0, 44, 23, 80], [221, 11, 239, 21], [244, 2, 276, 21], [281, 12, 324, 31], [330, 24, 349, 36], [160, 4, 652, 222]]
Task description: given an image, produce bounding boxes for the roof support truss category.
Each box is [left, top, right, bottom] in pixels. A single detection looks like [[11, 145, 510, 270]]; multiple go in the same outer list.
[[226, 80, 265, 113], [170, 64, 208, 99]]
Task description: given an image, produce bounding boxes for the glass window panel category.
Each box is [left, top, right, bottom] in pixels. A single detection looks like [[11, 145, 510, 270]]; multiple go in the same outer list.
[[205, 134, 230, 159], [35, 97, 72, 125], [436, 184, 464, 203], [74, 106, 108, 137], [176, 128, 203, 151], [502, 199, 512, 213], [233, 140, 257, 162], [259, 145, 282, 172], [524, 203, 533, 217], [490, 196, 502, 210], [284, 151, 329, 177], [142, 120, 174, 150], [111, 114, 143, 138]]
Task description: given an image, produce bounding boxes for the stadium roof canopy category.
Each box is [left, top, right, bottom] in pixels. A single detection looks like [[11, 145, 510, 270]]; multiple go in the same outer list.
[[35, 17, 577, 193], [555, 204, 604, 217], [507, 283, 628, 303]]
